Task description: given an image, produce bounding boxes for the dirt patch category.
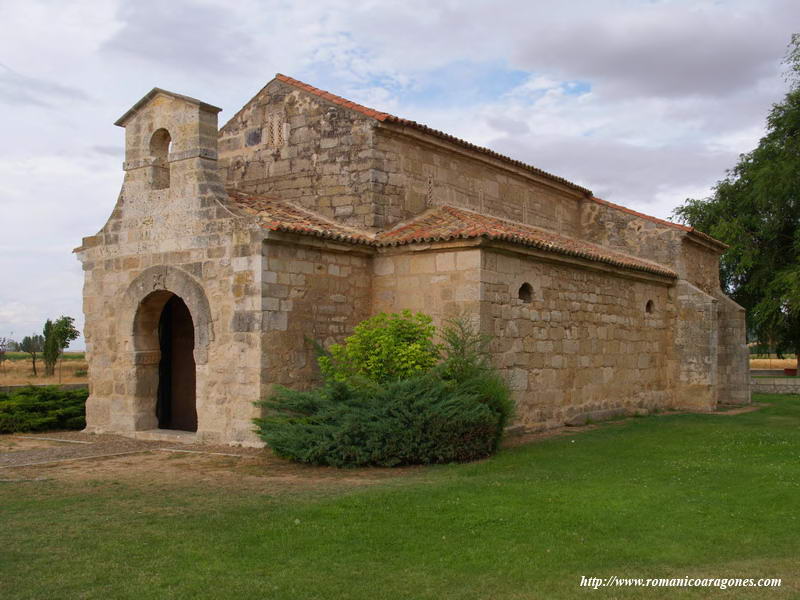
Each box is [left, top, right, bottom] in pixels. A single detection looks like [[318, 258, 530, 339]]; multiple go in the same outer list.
[[0, 431, 420, 493], [0, 437, 79, 453], [0, 399, 769, 493], [14, 451, 413, 492], [0, 437, 71, 452], [0, 433, 158, 469]]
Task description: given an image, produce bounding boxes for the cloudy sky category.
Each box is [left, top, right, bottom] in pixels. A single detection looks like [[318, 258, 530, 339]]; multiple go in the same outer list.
[[0, 0, 797, 349]]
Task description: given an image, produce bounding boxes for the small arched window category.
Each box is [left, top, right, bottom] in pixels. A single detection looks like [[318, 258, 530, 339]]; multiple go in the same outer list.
[[149, 128, 172, 190], [645, 300, 655, 314], [518, 282, 533, 303]]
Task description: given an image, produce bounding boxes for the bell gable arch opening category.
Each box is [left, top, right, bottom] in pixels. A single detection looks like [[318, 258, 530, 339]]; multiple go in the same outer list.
[[149, 128, 172, 190]]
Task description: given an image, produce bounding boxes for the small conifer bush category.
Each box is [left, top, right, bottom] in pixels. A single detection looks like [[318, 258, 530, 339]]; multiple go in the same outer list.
[[0, 386, 87, 433], [255, 314, 513, 467]]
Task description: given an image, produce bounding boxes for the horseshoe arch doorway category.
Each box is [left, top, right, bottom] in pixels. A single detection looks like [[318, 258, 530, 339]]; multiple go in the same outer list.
[[156, 294, 197, 431]]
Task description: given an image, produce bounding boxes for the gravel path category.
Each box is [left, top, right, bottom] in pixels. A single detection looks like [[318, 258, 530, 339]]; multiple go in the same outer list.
[[0, 432, 262, 469]]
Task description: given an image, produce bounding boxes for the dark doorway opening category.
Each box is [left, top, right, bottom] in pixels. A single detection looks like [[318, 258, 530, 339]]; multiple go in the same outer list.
[[157, 295, 197, 431]]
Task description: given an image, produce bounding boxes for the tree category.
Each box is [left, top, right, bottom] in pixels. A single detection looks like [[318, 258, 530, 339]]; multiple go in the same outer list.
[[42, 317, 80, 377], [0, 338, 7, 373], [674, 34, 800, 368], [20, 334, 45, 376]]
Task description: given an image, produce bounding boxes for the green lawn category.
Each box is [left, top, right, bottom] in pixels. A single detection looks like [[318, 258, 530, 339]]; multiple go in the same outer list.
[[3, 351, 85, 362], [2, 394, 799, 599]]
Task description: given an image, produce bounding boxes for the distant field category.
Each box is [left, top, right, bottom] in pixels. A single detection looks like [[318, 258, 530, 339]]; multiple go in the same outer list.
[[0, 352, 87, 385], [4, 352, 795, 374], [750, 358, 796, 370], [4, 352, 85, 361]]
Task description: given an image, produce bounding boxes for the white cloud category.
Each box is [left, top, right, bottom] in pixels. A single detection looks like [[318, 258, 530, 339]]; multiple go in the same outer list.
[[0, 153, 120, 347]]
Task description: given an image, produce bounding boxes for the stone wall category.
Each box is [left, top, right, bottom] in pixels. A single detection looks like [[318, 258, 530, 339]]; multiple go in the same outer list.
[[219, 80, 391, 229], [680, 238, 722, 295], [580, 200, 727, 301], [79, 218, 265, 445], [374, 127, 585, 233], [580, 199, 684, 269], [218, 79, 728, 301], [261, 234, 373, 389], [715, 291, 751, 405], [219, 82, 589, 233], [479, 247, 675, 428], [750, 377, 800, 395], [672, 281, 718, 410], [371, 245, 482, 329], [80, 81, 752, 445], [78, 91, 265, 446], [368, 241, 744, 426]]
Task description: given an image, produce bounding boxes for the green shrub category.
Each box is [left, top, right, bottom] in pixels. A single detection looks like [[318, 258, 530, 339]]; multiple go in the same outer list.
[[437, 317, 492, 379], [436, 317, 514, 434], [0, 386, 88, 433], [318, 310, 439, 383], [256, 315, 513, 467], [255, 374, 502, 467]]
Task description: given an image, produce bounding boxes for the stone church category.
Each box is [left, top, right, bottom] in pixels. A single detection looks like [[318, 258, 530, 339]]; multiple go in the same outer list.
[[76, 74, 750, 446]]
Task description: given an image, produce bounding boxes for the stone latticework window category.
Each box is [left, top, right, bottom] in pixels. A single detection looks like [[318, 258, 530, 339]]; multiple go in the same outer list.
[[264, 112, 285, 147]]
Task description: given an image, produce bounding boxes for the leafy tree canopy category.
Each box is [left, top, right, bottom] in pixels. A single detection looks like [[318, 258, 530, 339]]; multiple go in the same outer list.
[[20, 335, 44, 354], [42, 317, 80, 376], [20, 335, 45, 376], [674, 34, 800, 361]]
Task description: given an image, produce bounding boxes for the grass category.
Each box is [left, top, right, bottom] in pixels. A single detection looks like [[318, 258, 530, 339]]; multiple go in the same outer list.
[[2, 393, 799, 599], [0, 353, 88, 386], [3, 351, 85, 361]]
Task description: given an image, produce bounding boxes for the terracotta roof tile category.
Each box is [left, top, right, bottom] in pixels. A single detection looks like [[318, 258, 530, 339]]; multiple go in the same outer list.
[[275, 74, 392, 121], [228, 191, 373, 245], [274, 73, 590, 195], [376, 205, 677, 278], [227, 75, 724, 250], [228, 192, 675, 277]]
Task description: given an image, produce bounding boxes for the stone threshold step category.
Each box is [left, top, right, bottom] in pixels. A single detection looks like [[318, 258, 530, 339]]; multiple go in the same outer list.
[[130, 429, 197, 444]]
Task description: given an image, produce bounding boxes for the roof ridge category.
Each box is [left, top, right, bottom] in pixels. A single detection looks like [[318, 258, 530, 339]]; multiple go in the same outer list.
[[116, 87, 222, 127], [273, 74, 592, 196], [227, 190, 374, 244], [374, 204, 446, 237], [275, 74, 392, 121], [221, 75, 722, 246], [590, 196, 690, 232], [229, 190, 375, 239], [377, 203, 676, 278], [590, 196, 727, 249]]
